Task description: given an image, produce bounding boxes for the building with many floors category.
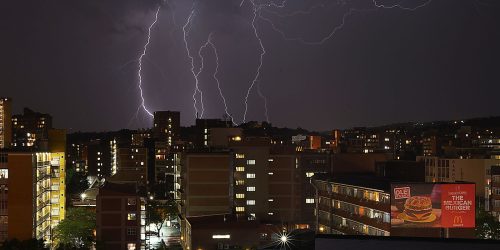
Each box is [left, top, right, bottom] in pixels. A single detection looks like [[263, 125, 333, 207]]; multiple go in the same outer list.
[[0, 151, 66, 245], [0, 98, 12, 149], [11, 108, 52, 149], [96, 182, 146, 250]]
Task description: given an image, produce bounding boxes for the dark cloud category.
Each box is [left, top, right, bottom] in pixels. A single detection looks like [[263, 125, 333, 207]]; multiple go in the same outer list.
[[1, 0, 499, 132]]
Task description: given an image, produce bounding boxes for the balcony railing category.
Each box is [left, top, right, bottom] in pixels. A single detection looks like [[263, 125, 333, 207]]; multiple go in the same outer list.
[[332, 208, 390, 232], [319, 190, 390, 212]]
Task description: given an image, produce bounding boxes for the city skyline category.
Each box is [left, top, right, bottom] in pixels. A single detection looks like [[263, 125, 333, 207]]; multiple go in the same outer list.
[[1, 0, 499, 132]]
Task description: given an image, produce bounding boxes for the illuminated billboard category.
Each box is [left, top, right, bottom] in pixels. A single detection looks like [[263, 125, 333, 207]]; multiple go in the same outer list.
[[391, 183, 475, 228]]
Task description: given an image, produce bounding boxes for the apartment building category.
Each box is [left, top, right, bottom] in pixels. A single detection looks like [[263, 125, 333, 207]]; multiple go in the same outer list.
[[96, 182, 146, 250], [313, 175, 391, 236], [0, 151, 65, 245], [0, 98, 11, 149]]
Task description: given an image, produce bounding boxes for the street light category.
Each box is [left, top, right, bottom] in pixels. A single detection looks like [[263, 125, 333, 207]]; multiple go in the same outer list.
[[280, 235, 288, 243]]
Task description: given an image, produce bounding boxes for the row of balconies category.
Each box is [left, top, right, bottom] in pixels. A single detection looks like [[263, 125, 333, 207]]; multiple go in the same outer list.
[[319, 191, 390, 212]]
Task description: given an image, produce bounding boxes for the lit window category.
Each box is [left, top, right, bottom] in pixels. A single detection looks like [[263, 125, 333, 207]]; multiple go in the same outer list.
[[235, 154, 245, 159], [236, 193, 245, 199], [212, 234, 230, 239], [385, 138, 390, 142], [247, 160, 256, 165], [236, 167, 245, 172], [268, 172, 274, 175], [268, 198, 274, 202], [306, 198, 315, 204], [127, 213, 137, 220], [236, 206, 245, 212], [268, 212, 274, 216], [246, 200, 256, 205], [268, 158, 274, 162], [306, 172, 314, 178], [246, 173, 256, 179], [0, 169, 8, 179], [247, 186, 256, 192], [140, 162, 144, 166], [127, 243, 136, 250], [127, 198, 136, 206], [236, 180, 245, 185]]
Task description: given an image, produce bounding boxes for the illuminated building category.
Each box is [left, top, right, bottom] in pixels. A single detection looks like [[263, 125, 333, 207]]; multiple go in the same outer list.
[[153, 111, 180, 146], [417, 156, 500, 219], [297, 151, 333, 227], [96, 182, 146, 250], [114, 147, 148, 185], [11, 108, 52, 149], [131, 129, 151, 147], [313, 175, 391, 236], [231, 137, 301, 228], [0, 98, 12, 149], [87, 140, 112, 178], [144, 139, 181, 199], [49, 152, 66, 234], [194, 118, 233, 148], [491, 166, 500, 220], [0, 151, 65, 245], [313, 174, 476, 238]]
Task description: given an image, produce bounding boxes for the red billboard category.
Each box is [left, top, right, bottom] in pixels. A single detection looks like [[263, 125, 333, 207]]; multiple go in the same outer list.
[[390, 183, 475, 228]]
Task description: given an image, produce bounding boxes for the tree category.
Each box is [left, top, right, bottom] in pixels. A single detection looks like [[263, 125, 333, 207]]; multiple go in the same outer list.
[[148, 200, 178, 235], [66, 167, 89, 197], [53, 207, 96, 249], [476, 209, 500, 239], [0, 238, 47, 250]]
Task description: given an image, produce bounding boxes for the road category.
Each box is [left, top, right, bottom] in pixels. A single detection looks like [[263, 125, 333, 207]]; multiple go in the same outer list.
[[149, 221, 181, 249]]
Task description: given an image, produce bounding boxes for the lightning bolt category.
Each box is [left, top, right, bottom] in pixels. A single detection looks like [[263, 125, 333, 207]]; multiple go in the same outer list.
[[243, 1, 270, 123], [259, 0, 433, 45], [207, 36, 237, 125], [136, 6, 161, 118], [239, 0, 432, 124], [182, 9, 205, 119], [373, 0, 433, 11]]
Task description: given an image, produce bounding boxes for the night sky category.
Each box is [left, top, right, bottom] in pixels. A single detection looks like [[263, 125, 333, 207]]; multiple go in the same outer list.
[[1, 0, 499, 132]]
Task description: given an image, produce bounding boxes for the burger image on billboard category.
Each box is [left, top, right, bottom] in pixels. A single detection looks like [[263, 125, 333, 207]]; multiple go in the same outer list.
[[402, 196, 435, 222], [391, 183, 475, 228]]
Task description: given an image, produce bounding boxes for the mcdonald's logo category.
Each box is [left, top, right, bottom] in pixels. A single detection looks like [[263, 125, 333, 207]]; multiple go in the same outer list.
[[453, 216, 463, 225]]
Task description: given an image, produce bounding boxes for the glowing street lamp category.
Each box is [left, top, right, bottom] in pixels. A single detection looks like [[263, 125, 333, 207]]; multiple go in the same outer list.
[[280, 235, 288, 243]]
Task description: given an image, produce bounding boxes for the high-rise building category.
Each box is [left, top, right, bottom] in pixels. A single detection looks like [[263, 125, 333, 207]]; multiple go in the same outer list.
[[153, 111, 180, 146], [231, 137, 301, 228], [12, 108, 52, 149], [0, 98, 12, 149], [179, 152, 232, 217], [0, 151, 65, 245], [109, 147, 148, 186]]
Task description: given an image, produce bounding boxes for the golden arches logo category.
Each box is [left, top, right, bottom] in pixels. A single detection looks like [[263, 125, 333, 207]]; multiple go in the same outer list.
[[453, 215, 463, 225]]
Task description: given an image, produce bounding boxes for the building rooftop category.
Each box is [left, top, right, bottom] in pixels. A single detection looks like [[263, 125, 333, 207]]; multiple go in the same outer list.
[[99, 181, 138, 196], [313, 173, 392, 192]]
